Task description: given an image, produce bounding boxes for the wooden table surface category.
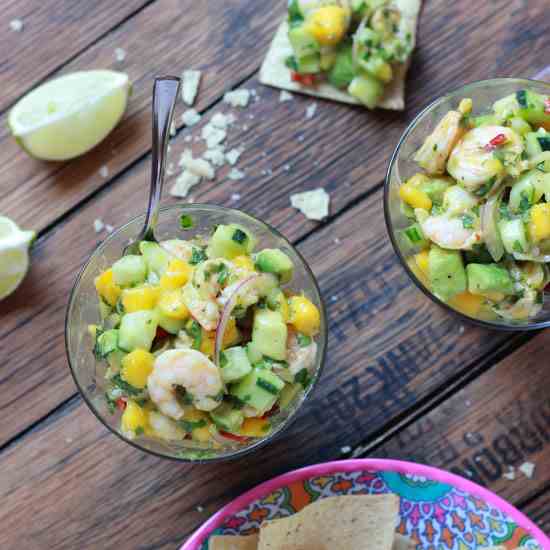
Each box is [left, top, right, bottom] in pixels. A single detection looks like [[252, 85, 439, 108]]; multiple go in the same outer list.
[[1, 1, 549, 548]]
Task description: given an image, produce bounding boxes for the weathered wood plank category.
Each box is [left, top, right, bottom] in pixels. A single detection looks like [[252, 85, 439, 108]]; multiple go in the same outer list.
[[521, 488, 550, 535], [0, 188, 524, 549], [368, 333, 550, 531], [0, 0, 152, 112], [2, 0, 549, 236]]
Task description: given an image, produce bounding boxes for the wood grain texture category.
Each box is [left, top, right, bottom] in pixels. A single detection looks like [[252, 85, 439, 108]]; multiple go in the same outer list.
[[370, 333, 550, 531], [521, 488, 550, 535], [0, 188, 523, 550], [1, 0, 549, 236], [0, 0, 152, 112]]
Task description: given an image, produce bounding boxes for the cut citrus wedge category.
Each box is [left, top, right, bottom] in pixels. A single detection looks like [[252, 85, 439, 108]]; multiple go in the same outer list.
[[8, 70, 130, 161], [0, 216, 36, 300]]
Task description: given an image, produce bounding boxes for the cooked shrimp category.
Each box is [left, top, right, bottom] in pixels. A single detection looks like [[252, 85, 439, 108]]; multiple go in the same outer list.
[[148, 349, 223, 419], [160, 239, 195, 262], [287, 331, 318, 376], [414, 111, 465, 175], [193, 259, 234, 300], [419, 214, 481, 250], [447, 126, 523, 191], [181, 284, 220, 331]]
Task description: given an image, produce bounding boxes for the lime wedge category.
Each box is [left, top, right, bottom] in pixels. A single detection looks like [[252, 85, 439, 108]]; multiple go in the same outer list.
[[0, 216, 36, 300], [8, 70, 130, 161]]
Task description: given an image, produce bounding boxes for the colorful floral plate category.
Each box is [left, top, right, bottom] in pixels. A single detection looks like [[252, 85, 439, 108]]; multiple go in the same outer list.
[[182, 459, 549, 550]]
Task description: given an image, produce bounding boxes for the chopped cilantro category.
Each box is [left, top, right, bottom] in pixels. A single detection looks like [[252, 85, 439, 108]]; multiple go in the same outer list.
[[179, 214, 194, 230], [512, 240, 524, 253], [404, 225, 423, 243], [432, 144, 438, 151], [186, 320, 202, 350], [111, 374, 142, 397], [217, 263, 229, 285], [177, 419, 207, 432], [285, 55, 299, 72], [516, 90, 527, 108], [297, 333, 312, 348], [135, 426, 145, 436], [190, 247, 207, 265], [537, 136, 550, 152], [105, 392, 116, 414], [461, 214, 475, 229], [518, 190, 532, 213], [499, 204, 513, 220], [232, 228, 247, 244], [474, 177, 496, 197], [536, 292, 543, 304], [287, 0, 304, 24], [115, 300, 125, 315], [256, 378, 280, 395], [219, 352, 228, 368], [537, 161, 547, 172], [295, 368, 312, 389]]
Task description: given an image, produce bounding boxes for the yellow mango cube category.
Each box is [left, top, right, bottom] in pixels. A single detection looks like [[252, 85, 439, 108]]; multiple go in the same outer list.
[[450, 291, 484, 317], [222, 318, 240, 349], [121, 286, 161, 313], [414, 250, 430, 278], [399, 183, 432, 211], [160, 258, 192, 290], [240, 417, 271, 438], [158, 289, 189, 320], [233, 255, 255, 273], [121, 349, 155, 389], [94, 269, 121, 307], [305, 6, 348, 46], [289, 295, 321, 336], [529, 203, 550, 243], [121, 400, 148, 435]]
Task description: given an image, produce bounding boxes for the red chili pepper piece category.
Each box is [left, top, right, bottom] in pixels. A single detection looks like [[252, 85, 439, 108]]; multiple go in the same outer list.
[[219, 430, 249, 442], [485, 133, 507, 151], [544, 98, 550, 115], [291, 72, 316, 86], [263, 404, 280, 419], [116, 398, 127, 412], [155, 327, 170, 340]]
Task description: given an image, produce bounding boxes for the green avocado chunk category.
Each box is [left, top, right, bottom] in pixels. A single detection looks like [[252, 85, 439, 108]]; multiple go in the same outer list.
[[230, 367, 285, 415], [428, 246, 467, 301], [466, 263, 515, 296], [255, 249, 294, 284]]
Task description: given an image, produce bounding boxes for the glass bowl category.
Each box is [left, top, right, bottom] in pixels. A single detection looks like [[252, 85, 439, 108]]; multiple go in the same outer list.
[[65, 204, 327, 462], [384, 78, 550, 330]]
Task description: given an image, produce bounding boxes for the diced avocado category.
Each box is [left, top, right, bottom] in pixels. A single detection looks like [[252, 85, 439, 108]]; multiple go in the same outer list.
[[209, 402, 244, 433], [525, 132, 543, 159], [155, 308, 186, 335], [255, 249, 294, 284], [466, 263, 515, 296], [288, 25, 319, 59], [221, 347, 252, 383], [139, 241, 171, 278], [94, 329, 119, 359], [515, 89, 550, 127], [428, 246, 467, 301], [266, 288, 288, 315], [418, 178, 450, 205], [112, 255, 147, 287], [360, 55, 392, 84], [348, 73, 384, 110], [320, 49, 337, 71], [207, 224, 256, 260], [279, 383, 303, 410], [498, 219, 528, 256], [252, 309, 288, 361], [471, 114, 503, 128], [328, 44, 355, 88], [118, 310, 158, 352], [296, 53, 321, 74], [246, 341, 263, 364], [230, 368, 285, 414]]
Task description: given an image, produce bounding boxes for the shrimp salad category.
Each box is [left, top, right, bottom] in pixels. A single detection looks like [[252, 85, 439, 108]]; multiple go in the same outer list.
[[397, 89, 550, 322], [91, 218, 321, 449]]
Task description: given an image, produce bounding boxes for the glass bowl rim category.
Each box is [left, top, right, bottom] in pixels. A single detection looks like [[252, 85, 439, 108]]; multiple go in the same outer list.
[[65, 202, 328, 463], [384, 77, 550, 332]]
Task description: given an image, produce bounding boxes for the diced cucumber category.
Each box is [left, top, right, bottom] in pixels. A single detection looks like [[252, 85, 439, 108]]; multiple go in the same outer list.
[[107, 349, 126, 372], [221, 346, 252, 383], [266, 288, 288, 315], [288, 25, 319, 58], [508, 116, 532, 136], [328, 44, 355, 88], [509, 177, 535, 213], [348, 73, 384, 110], [139, 241, 171, 277], [515, 89, 550, 127], [493, 94, 519, 120], [246, 341, 263, 365], [279, 383, 303, 409], [118, 310, 158, 352], [428, 246, 467, 301], [471, 114, 503, 127], [230, 368, 285, 414], [525, 132, 543, 159], [320, 49, 337, 71], [466, 263, 515, 296], [418, 178, 450, 205], [397, 223, 429, 252], [255, 249, 294, 283], [207, 224, 256, 260], [112, 255, 147, 287], [94, 329, 119, 359], [252, 309, 288, 361], [209, 402, 244, 433], [498, 218, 528, 255], [156, 308, 186, 335], [360, 56, 392, 84], [296, 53, 321, 74]]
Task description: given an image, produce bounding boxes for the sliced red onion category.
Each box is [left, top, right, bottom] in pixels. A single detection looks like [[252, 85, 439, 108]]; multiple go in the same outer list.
[[214, 274, 259, 367], [481, 189, 504, 262]]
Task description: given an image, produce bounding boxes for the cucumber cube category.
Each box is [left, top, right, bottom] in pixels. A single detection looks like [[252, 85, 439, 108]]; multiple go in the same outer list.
[[466, 263, 515, 296], [118, 310, 158, 352], [348, 74, 384, 110], [139, 241, 171, 277], [112, 255, 147, 287], [230, 368, 285, 414], [221, 347, 252, 383], [94, 329, 119, 359], [288, 26, 319, 58], [255, 249, 294, 283], [252, 310, 287, 361], [207, 224, 256, 260], [246, 341, 263, 365], [156, 308, 187, 335], [209, 403, 244, 433]]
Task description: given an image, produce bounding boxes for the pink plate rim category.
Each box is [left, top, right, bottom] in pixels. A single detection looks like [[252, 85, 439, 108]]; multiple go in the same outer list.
[[181, 458, 550, 550]]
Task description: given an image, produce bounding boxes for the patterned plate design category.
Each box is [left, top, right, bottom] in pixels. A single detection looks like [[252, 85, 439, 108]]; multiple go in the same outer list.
[[182, 459, 550, 550]]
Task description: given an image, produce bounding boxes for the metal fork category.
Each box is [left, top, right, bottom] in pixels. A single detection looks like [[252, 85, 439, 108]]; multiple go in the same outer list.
[[123, 76, 181, 256]]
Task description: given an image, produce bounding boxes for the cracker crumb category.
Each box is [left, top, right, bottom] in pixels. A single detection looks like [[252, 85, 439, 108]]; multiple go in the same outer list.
[[225, 148, 242, 166], [181, 109, 201, 127], [305, 103, 318, 119], [331, 295, 338, 303], [178, 149, 215, 180], [333, 237, 341, 244], [105, 224, 114, 233], [203, 147, 226, 167], [114, 48, 126, 62], [93, 219, 105, 233], [9, 19, 24, 32], [284, 164, 291, 172], [503, 467, 516, 481], [224, 89, 251, 108], [230, 193, 241, 202], [99, 165, 109, 178], [228, 168, 245, 181], [519, 461, 535, 479], [340, 445, 352, 454], [196, 505, 204, 513], [297, 135, 305, 142], [210, 112, 235, 130], [458, 325, 465, 335], [279, 90, 294, 102], [201, 124, 227, 148], [290, 188, 330, 221], [170, 171, 202, 198], [181, 70, 202, 106]]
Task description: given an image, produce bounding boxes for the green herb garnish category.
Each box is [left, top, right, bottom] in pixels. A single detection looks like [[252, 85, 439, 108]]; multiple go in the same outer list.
[[217, 263, 229, 285], [105, 392, 116, 414], [232, 229, 247, 244], [519, 190, 532, 213], [295, 368, 312, 389], [180, 214, 194, 230], [461, 214, 475, 229], [287, 0, 304, 23], [135, 426, 145, 436], [112, 374, 142, 397], [177, 419, 207, 432], [297, 333, 312, 348], [516, 90, 527, 108], [190, 247, 207, 265], [285, 55, 299, 72], [513, 240, 524, 253], [186, 320, 202, 350], [474, 177, 496, 197]]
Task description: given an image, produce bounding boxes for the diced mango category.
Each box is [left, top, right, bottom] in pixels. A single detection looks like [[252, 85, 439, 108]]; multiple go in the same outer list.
[[200, 330, 216, 357], [240, 417, 271, 438], [529, 203, 550, 243], [94, 269, 121, 307], [233, 255, 255, 273], [121, 349, 155, 389], [160, 258, 192, 290], [289, 295, 321, 336], [414, 250, 430, 278], [192, 425, 212, 443], [450, 291, 484, 317], [305, 5, 348, 46], [121, 400, 148, 435], [222, 318, 240, 349], [399, 183, 432, 211], [158, 289, 189, 320], [121, 286, 161, 313], [458, 98, 473, 115]]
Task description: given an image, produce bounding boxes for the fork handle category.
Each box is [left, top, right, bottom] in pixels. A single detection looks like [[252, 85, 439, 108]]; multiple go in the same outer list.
[[142, 76, 181, 241]]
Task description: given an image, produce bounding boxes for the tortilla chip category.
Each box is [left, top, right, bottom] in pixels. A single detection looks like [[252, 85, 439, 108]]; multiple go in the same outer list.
[[209, 534, 259, 550], [259, 0, 422, 110], [258, 494, 400, 550]]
